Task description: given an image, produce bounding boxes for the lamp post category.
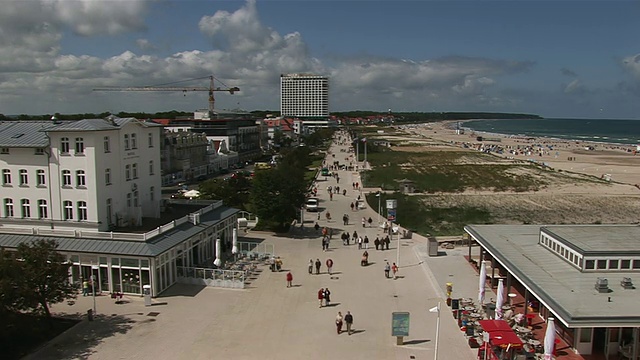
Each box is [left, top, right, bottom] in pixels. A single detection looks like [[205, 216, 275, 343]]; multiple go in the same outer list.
[[376, 191, 381, 225], [386, 199, 399, 266]]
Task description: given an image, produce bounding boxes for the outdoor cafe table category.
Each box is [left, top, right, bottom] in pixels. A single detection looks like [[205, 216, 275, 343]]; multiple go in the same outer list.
[[528, 339, 541, 346], [464, 306, 475, 311], [516, 327, 532, 334], [470, 313, 482, 319]]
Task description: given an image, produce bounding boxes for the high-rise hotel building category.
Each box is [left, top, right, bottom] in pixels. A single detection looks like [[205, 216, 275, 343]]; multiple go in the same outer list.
[[280, 74, 329, 118]]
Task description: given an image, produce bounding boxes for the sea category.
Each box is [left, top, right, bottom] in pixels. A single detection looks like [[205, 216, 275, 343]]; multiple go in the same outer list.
[[460, 118, 640, 146]]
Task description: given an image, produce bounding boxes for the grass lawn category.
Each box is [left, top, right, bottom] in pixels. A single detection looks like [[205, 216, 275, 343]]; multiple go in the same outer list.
[[1, 313, 79, 360], [366, 192, 492, 236]]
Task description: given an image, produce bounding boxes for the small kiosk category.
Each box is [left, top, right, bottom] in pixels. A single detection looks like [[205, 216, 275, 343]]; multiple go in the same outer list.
[[477, 320, 528, 360]]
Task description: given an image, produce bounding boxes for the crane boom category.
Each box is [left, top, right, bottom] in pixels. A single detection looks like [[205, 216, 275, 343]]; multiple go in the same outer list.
[[93, 75, 239, 113]]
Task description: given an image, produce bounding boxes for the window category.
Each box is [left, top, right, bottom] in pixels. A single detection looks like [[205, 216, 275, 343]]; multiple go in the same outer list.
[[609, 259, 619, 269], [131, 133, 137, 149], [61, 137, 70, 153], [76, 170, 86, 187], [596, 260, 606, 269], [149, 161, 154, 175], [132, 163, 138, 179], [104, 136, 110, 153], [124, 134, 130, 150], [21, 199, 30, 218], [585, 260, 595, 270], [579, 328, 592, 343], [0, 148, 8, 154], [148, 132, 153, 147], [37, 169, 46, 186], [126, 193, 132, 207], [150, 186, 155, 201], [62, 170, 72, 186], [634, 260, 640, 270], [621, 260, 631, 269], [106, 198, 112, 224], [133, 191, 139, 207], [38, 199, 48, 219], [4, 199, 13, 217], [2, 169, 11, 185], [35, 148, 45, 155], [77, 201, 87, 221], [75, 137, 84, 154], [19, 169, 28, 186], [63, 200, 73, 220], [125, 165, 131, 181], [105, 168, 111, 185]]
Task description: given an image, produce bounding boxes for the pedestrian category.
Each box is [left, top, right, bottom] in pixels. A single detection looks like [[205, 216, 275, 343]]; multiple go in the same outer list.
[[352, 231, 358, 242], [355, 182, 359, 189], [384, 261, 391, 278], [368, 217, 373, 227], [361, 217, 366, 228], [343, 189, 347, 196], [364, 236, 369, 249], [329, 192, 333, 201], [357, 236, 363, 250], [317, 212, 321, 220], [350, 202, 354, 211], [385, 235, 391, 250], [286, 271, 293, 287], [315, 258, 321, 275], [318, 288, 325, 307], [82, 278, 89, 297], [392, 262, 399, 279], [342, 214, 348, 225], [324, 287, 331, 306], [374, 237, 380, 250], [308, 259, 313, 274], [345, 311, 354, 335], [314, 222, 320, 232], [352, 182, 355, 189], [336, 311, 344, 334], [326, 258, 334, 275]]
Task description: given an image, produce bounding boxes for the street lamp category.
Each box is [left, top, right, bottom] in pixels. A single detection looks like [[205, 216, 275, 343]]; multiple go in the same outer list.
[[376, 191, 381, 225], [386, 199, 399, 266]]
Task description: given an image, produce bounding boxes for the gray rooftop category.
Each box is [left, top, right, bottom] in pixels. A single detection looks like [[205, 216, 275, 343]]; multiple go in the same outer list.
[[465, 224, 640, 328], [0, 206, 238, 257], [0, 117, 163, 147], [542, 225, 640, 255]]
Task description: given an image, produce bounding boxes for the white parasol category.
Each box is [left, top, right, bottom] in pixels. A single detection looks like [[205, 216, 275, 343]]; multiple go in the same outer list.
[[495, 278, 505, 319], [544, 317, 556, 360], [183, 189, 201, 199], [478, 260, 487, 306], [213, 238, 221, 267], [232, 228, 238, 255]]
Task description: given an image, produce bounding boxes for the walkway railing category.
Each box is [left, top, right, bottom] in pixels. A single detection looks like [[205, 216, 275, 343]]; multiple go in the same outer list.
[[237, 241, 274, 258], [176, 266, 245, 289], [238, 211, 259, 229]]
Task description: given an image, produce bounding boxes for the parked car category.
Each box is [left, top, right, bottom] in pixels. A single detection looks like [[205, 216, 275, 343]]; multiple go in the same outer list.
[[305, 198, 319, 211]]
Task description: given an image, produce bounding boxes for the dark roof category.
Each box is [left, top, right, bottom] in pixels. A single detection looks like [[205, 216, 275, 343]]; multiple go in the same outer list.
[[45, 117, 162, 132], [0, 121, 57, 147], [0, 206, 239, 257]]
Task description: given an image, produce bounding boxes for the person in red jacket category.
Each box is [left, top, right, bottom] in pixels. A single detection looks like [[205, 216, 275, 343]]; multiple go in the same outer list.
[[286, 271, 293, 288], [318, 288, 325, 307]]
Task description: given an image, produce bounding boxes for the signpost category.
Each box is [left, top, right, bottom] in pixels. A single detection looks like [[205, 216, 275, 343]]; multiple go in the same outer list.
[[392, 311, 410, 345]]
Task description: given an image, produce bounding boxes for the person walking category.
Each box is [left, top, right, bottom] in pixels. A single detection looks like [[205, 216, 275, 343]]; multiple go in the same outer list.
[[315, 258, 322, 274], [342, 214, 348, 225], [368, 217, 373, 227], [361, 217, 366, 228], [392, 262, 399, 279], [336, 311, 344, 334], [384, 261, 391, 278], [318, 288, 325, 307], [350, 202, 355, 211], [364, 236, 369, 249], [82, 278, 89, 297], [286, 271, 293, 287], [344, 311, 354, 335], [374, 237, 380, 250], [385, 235, 391, 250], [308, 259, 313, 274], [326, 258, 334, 275], [357, 236, 363, 250], [324, 287, 331, 306], [314, 222, 320, 232]]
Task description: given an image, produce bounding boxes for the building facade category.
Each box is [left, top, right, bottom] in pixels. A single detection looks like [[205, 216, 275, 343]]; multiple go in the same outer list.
[[0, 117, 162, 232], [280, 74, 329, 118], [161, 129, 209, 185]]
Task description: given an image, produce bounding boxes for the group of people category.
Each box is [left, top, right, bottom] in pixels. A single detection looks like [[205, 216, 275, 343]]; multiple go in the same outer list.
[[317, 287, 332, 307], [335, 311, 354, 335]]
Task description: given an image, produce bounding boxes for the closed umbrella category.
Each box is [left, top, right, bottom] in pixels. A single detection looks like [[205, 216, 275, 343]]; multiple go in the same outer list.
[[495, 278, 505, 319], [183, 189, 200, 199], [544, 317, 556, 360], [232, 228, 238, 255], [213, 238, 221, 267], [478, 260, 487, 306]]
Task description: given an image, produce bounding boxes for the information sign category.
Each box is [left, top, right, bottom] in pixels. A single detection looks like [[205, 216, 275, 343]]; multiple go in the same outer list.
[[387, 209, 396, 221], [391, 312, 410, 337]]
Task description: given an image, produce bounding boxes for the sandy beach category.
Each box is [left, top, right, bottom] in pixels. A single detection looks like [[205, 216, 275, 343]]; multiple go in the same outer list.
[[368, 120, 640, 225]]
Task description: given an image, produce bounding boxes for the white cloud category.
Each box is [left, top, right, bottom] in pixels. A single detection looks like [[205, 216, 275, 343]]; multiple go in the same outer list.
[[622, 54, 640, 78]]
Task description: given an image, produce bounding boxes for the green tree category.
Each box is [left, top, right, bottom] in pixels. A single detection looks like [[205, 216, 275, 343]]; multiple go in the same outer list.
[[13, 240, 78, 325], [0, 249, 21, 317], [250, 163, 307, 231], [199, 176, 252, 210]]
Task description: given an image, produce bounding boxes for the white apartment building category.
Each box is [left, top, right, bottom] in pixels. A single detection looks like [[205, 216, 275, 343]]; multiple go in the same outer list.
[[0, 117, 162, 232], [280, 73, 329, 118]]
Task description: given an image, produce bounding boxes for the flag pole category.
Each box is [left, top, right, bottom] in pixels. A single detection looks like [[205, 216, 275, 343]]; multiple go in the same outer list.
[[434, 302, 441, 360]]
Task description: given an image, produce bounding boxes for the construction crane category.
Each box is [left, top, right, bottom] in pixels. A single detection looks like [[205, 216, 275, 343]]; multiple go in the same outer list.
[[93, 75, 240, 113]]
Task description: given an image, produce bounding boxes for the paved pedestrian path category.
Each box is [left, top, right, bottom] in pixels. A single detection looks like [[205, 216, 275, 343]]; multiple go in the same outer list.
[[31, 132, 482, 360]]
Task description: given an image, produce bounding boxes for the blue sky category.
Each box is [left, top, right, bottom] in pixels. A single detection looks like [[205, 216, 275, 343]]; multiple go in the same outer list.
[[1, 0, 639, 118]]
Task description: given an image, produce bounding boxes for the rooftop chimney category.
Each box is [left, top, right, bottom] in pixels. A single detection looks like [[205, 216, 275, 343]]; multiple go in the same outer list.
[[621, 277, 635, 290], [595, 278, 610, 293]]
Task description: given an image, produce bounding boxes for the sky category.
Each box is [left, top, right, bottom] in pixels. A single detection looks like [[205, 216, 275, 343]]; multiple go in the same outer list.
[[1, 0, 639, 119]]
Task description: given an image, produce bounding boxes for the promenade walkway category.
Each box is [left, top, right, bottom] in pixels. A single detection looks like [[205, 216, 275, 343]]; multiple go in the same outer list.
[[29, 132, 478, 360]]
